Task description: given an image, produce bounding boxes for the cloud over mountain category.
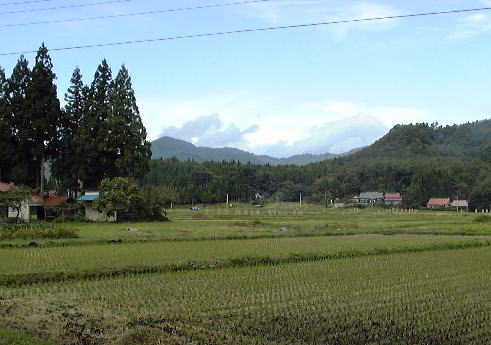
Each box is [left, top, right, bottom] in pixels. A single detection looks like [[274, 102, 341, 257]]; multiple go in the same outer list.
[[162, 114, 259, 148]]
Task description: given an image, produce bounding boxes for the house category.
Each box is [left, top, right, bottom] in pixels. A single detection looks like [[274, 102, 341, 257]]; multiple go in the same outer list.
[[77, 192, 116, 222], [353, 192, 384, 206], [451, 200, 469, 211], [0, 182, 14, 219], [427, 198, 451, 209], [385, 193, 403, 206]]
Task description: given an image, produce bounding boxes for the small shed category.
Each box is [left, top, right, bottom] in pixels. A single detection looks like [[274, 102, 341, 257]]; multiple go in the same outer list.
[[77, 192, 116, 222], [427, 198, 451, 209]]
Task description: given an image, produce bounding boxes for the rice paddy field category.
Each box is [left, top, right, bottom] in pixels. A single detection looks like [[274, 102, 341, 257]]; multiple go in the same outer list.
[[1, 205, 491, 344]]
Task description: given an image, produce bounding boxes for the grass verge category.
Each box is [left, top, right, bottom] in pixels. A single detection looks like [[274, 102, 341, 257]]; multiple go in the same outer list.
[[0, 329, 55, 345]]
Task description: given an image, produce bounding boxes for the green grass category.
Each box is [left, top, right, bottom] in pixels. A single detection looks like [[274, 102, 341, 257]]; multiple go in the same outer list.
[[2, 247, 490, 344], [2, 205, 491, 344], [1, 235, 489, 287], [1, 207, 490, 247], [0, 329, 55, 345]]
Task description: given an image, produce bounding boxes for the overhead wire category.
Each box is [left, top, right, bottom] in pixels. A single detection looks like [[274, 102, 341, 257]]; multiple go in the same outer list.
[[0, 0, 78, 7], [1, 0, 276, 29], [0, 0, 132, 15], [2, 6, 491, 56]]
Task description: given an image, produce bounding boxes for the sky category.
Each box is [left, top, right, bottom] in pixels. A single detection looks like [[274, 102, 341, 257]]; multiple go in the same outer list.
[[1, 0, 491, 156]]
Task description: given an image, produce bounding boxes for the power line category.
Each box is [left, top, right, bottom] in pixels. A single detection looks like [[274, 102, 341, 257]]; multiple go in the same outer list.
[[1, 0, 276, 29], [2, 7, 491, 57], [0, 0, 77, 7], [0, 0, 132, 15]]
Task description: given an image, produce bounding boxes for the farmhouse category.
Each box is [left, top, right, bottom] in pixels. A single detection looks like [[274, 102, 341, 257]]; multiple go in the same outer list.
[[384, 192, 403, 206], [353, 192, 384, 206], [0, 181, 72, 222], [77, 192, 116, 222], [427, 198, 451, 209]]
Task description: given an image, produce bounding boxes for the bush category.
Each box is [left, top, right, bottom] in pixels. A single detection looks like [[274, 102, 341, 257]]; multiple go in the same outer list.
[[474, 215, 491, 223], [0, 223, 78, 240]]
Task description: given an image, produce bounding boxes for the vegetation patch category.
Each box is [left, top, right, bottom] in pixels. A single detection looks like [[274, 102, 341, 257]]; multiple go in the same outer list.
[[0, 223, 78, 240], [0, 329, 55, 345], [1, 238, 490, 287], [474, 215, 491, 223]]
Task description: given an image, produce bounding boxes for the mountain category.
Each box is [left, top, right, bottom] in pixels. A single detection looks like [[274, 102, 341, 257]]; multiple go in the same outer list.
[[151, 136, 336, 165], [350, 120, 491, 161]]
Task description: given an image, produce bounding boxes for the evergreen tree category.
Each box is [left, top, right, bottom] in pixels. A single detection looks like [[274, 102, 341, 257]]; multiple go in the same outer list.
[[108, 65, 151, 179], [0, 67, 16, 182], [78, 59, 113, 188], [54, 67, 87, 194], [25, 44, 62, 191], [7, 56, 32, 185]]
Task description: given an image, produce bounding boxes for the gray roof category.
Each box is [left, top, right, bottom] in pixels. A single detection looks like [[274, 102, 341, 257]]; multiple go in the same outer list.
[[358, 192, 384, 199]]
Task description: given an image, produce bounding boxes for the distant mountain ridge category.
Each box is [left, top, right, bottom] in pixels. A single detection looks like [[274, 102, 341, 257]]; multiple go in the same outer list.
[[151, 136, 337, 165], [351, 119, 491, 160]]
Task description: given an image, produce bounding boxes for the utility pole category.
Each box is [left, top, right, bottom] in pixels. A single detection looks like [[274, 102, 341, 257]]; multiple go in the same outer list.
[[40, 159, 45, 195]]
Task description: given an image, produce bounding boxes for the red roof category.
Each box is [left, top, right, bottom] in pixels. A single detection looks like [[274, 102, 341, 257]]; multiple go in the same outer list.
[[385, 193, 402, 201], [0, 182, 14, 192], [427, 198, 451, 207], [43, 196, 69, 207]]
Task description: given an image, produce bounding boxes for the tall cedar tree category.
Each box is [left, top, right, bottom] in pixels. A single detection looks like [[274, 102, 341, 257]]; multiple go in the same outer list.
[[25, 44, 62, 191], [54, 67, 87, 194], [7, 56, 32, 185], [0, 67, 16, 181], [78, 59, 113, 188], [109, 65, 151, 179]]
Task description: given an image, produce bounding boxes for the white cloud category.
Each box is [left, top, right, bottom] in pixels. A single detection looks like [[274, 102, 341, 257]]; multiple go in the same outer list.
[[239, 1, 401, 39], [161, 114, 259, 147], [449, 11, 491, 40], [143, 92, 428, 157]]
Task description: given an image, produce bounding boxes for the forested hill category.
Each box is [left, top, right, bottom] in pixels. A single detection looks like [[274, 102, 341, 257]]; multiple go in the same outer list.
[[351, 120, 491, 160], [144, 120, 491, 209], [151, 136, 336, 165]]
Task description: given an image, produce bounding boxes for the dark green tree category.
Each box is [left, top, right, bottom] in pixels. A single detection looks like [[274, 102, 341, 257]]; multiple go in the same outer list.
[[7, 56, 32, 185], [25, 44, 62, 191], [0, 67, 16, 182], [54, 67, 87, 194], [78, 59, 113, 188], [108, 65, 151, 179]]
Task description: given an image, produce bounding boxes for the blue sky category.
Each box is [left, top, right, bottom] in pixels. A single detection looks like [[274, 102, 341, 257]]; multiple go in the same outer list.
[[1, 0, 491, 156]]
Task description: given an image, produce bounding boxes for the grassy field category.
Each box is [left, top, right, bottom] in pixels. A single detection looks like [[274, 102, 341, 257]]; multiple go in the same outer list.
[[2, 248, 490, 344], [1, 205, 491, 344], [2, 205, 490, 247]]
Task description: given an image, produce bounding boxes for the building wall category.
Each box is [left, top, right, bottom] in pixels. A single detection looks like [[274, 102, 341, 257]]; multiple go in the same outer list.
[[84, 205, 117, 222], [8, 201, 30, 222]]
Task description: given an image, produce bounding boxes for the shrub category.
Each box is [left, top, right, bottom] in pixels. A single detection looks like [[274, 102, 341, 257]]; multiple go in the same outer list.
[[0, 223, 78, 240], [474, 215, 491, 223]]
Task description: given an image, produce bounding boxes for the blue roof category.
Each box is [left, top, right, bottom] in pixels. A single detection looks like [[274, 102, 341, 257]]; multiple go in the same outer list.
[[77, 195, 98, 201]]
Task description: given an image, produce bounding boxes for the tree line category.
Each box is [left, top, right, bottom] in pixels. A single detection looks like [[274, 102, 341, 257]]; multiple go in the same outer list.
[[143, 123, 491, 210], [0, 44, 151, 194]]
